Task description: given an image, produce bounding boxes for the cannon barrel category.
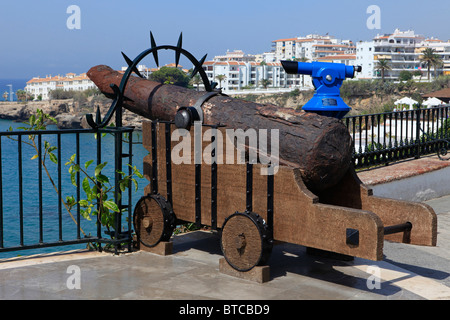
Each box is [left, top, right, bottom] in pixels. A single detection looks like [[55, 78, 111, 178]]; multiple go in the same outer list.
[[87, 65, 353, 192]]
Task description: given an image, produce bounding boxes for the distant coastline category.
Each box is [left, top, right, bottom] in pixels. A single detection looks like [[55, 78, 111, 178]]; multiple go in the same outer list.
[[0, 99, 144, 130]]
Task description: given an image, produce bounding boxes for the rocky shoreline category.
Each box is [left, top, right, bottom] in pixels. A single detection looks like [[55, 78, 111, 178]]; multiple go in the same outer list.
[[0, 100, 145, 130]]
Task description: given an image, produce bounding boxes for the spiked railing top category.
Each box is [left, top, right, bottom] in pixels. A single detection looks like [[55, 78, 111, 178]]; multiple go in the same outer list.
[[87, 32, 216, 129]]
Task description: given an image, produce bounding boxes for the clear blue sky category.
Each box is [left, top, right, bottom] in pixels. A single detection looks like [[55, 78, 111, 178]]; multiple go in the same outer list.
[[1, 0, 449, 79]]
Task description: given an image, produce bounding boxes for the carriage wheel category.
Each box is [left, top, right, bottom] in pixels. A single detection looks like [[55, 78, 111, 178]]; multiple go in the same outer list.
[[133, 194, 176, 248], [220, 212, 273, 272]]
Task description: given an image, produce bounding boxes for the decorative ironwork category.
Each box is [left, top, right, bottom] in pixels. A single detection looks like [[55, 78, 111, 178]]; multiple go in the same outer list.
[[0, 125, 135, 255], [86, 32, 218, 129], [344, 105, 450, 169], [419, 122, 450, 161]]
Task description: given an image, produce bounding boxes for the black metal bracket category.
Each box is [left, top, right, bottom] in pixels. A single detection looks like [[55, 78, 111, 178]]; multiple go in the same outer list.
[[175, 91, 227, 130]]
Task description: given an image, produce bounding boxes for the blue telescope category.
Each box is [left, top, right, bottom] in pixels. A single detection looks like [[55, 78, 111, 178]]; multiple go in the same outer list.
[[281, 61, 361, 119]]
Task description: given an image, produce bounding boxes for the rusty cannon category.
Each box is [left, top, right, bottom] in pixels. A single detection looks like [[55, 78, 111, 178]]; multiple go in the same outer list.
[[87, 33, 437, 280]]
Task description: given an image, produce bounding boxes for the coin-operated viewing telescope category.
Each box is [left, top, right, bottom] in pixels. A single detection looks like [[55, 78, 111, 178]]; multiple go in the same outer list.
[[281, 61, 362, 119]]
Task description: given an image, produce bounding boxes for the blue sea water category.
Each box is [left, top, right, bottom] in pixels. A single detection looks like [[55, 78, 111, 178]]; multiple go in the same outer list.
[[0, 118, 149, 258], [0, 79, 28, 102]]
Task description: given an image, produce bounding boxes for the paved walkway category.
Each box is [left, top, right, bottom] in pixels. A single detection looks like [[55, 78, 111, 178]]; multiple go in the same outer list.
[[0, 158, 449, 300], [357, 155, 450, 186], [0, 193, 449, 300]]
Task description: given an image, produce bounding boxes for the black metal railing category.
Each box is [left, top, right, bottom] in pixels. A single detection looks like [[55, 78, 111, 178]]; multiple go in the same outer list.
[[0, 120, 135, 257], [344, 105, 450, 169]]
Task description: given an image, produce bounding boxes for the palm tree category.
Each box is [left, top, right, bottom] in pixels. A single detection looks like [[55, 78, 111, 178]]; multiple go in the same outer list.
[[261, 78, 272, 89], [433, 55, 443, 79], [16, 89, 27, 102], [374, 59, 391, 82], [190, 74, 202, 91], [215, 74, 226, 88], [3, 91, 8, 102], [420, 48, 438, 81]]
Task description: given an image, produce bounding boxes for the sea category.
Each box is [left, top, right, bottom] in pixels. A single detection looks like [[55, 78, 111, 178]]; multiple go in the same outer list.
[[0, 79, 28, 102], [0, 117, 150, 259]]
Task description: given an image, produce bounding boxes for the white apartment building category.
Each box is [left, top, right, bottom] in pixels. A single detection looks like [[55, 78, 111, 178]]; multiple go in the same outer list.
[[272, 34, 356, 62], [202, 60, 307, 92], [316, 54, 357, 66], [355, 29, 450, 80], [213, 49, 276, 65], [25, 73, 97, 100], [213, 50, 256, 63], [420, 39, 450, 77]]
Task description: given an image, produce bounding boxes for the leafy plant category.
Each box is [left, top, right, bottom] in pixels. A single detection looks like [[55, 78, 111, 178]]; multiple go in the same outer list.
[[7, 109, 88, 236], [149, 66, 191, 87], [65, 157, 143, 236], [9, 109, 144, 243]]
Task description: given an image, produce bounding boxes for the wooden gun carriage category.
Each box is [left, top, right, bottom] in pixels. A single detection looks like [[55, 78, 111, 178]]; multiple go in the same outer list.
[[133, 119, 437, 274], [87, 34, 437, 279]]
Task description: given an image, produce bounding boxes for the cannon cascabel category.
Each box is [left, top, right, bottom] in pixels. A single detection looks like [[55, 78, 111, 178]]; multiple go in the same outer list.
[[87, 65, 353, 192]]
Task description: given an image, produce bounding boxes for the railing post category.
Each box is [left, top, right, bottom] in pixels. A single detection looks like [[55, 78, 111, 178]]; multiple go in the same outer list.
[[114, 100, 123, 254], [415, 107, 421, 159], [95, 108, 103, 251]]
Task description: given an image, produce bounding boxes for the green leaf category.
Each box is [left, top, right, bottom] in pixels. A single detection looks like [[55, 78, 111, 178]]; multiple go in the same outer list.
[[65, 154, 76, 166], [128, 164, 144, 178], [96, 174, 109, 184], [131, 178, 138, 192], [103, 200, 120, 213], [81, 208, 92, 220], [70, 172, 77, 187], [31, 154, 38, 160], [95, 162, 108, 177], [65, 195, 76, 208], [91, 185, 98, 197], [82, 177, 91, 195], [119, 180, 128, 192], [49, 152, 58, 164], [48, 116, 58, 124], [135, 170, 144, 179], [79, 200, 89, 207], [85, 160, 94, 169]]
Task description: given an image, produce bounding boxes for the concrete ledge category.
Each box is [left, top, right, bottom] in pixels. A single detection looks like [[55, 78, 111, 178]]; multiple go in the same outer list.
[[358, 156, 450, 202]]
